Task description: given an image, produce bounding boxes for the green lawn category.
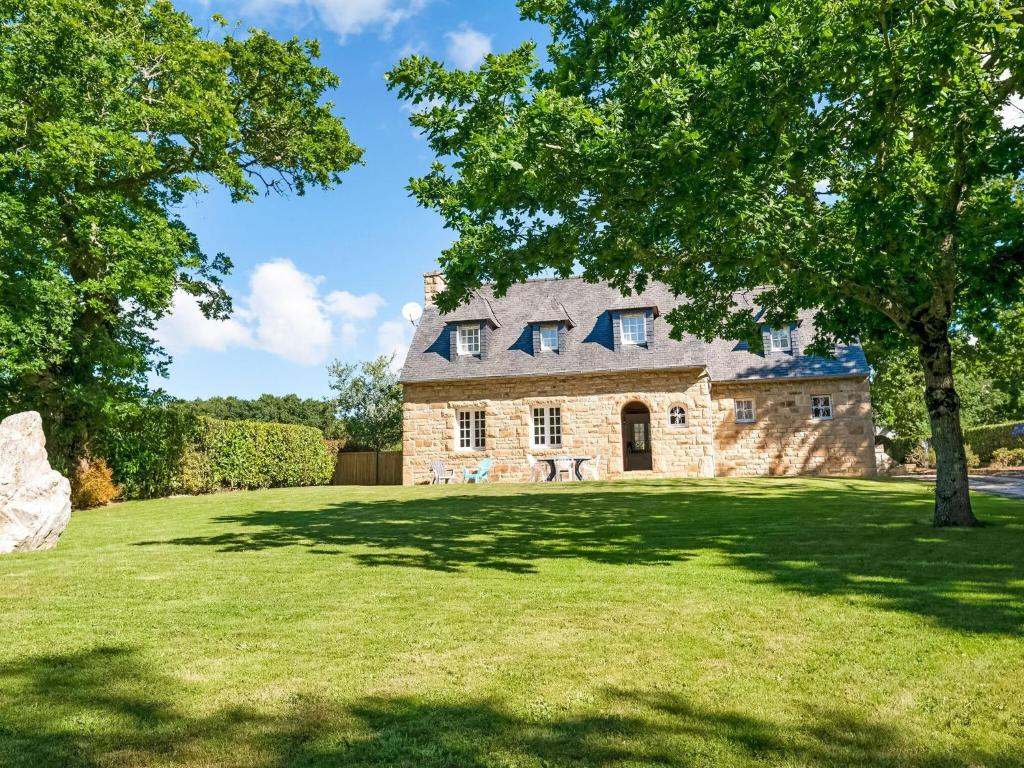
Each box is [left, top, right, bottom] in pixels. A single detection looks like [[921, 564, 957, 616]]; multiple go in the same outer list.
[[1, 478, 1022, 767]]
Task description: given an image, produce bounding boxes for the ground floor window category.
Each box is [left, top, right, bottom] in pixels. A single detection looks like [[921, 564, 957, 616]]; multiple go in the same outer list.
[[811, 394, 833, 420], [458, 410, 486, 449], [668, 405, 686, 426], [531, 406, 562, 447], [734, 399, 756, 423]]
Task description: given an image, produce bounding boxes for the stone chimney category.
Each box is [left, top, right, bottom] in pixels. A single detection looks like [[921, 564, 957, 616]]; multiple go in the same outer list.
[[423, 271, 447, 307]]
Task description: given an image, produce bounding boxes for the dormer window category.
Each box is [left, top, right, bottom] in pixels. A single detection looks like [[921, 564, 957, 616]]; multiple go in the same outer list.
[[457, 324, 480, 355], [539, 324, 559, 351], [768, 327, 791, 352], [620, 313, 647, 345]]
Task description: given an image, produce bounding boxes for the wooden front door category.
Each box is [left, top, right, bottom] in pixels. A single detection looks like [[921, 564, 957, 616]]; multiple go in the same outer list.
[[621, 402, 653, 471]]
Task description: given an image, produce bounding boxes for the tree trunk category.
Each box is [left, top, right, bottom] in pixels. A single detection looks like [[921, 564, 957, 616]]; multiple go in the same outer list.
[[918, 334, 978, 527]]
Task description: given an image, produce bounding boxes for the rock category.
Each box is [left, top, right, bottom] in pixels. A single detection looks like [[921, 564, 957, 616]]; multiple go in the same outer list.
[[0, 411, 72, 554]]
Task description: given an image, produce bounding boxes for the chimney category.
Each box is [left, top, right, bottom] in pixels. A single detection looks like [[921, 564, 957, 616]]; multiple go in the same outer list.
[[423, 270, 447, 307]]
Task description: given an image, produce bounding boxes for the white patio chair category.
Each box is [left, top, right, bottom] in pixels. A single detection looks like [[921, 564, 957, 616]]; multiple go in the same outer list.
[[553, 457, 575, 482], [431, 460, 455, 484], [527, 454, 547, 482]]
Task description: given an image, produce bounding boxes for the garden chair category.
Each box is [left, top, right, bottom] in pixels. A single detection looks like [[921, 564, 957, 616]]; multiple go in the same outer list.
[[527, 454, 548, 482], [553, 456, 575, 482], [431, 460, 455, 484], [463, 458, 493, 483], [585, 453, 601, 481]]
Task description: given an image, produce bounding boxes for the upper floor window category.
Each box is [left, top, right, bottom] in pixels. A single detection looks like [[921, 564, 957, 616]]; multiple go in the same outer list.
[[735, 399, 756, 423], [768, 327, 791, 352], [457, 410, 486, 449], [457, 324, 480, 355], [668, 406, 687, 426], [811, 394, 833, 420], [531, 406, 562, 447], [621, 313, 647, 345], [539, 324, 559, 351]]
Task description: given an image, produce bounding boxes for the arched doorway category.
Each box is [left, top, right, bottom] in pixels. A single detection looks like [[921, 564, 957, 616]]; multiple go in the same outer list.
[[621, 401, 652, 471]]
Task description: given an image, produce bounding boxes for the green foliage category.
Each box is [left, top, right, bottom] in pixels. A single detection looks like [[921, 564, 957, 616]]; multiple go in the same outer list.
[[965, 444, 981, 470], [97, 406, 332, 497], [95, 401, 203, 499], [328, 355, 403, 451], [198, 418, 334, 490], [867, 336, 1020, 443], [0, 0, 362, 466], [388, 0, 1024, 523], [188, 394, 344, 439], [991, 447, 1024, 468], [963, 422, 1024, 463]]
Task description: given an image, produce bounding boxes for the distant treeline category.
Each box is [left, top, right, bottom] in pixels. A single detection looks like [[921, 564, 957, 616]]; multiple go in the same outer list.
[[184, 394, 344, 440]]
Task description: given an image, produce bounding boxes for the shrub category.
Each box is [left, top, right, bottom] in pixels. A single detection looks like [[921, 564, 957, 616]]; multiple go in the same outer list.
[[991, 447, 1024, 468], [963, 421, 1024, 463], [907, 443, 935, 468], [198, 418, 333, 490], [965, 444, 981, 469], [97, 408, 333, 499], [96, 403, 202, 499], [70, 457, 120, 509]]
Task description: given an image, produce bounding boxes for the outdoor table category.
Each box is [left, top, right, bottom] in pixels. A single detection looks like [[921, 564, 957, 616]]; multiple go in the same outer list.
[[539, 456, 592, 481]]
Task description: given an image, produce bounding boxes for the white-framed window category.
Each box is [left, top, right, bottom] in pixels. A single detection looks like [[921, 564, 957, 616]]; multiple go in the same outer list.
[[531, 406, 562, 447], [735, 399, 756, 423], [811, 394, 833, 420], [768, 327, 791, 352], [457, 324, 480, 356], [668, 405, 687, 426], [539, 324, 559, 351], [620, 313, 647, 345], [457, 410, 486, 449]]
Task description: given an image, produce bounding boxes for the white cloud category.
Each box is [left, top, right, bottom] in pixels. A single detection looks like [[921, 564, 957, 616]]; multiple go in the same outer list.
[[325, 289, 385, 319], [156, 291, 254, 354], [1001, 93, 1024, 129], [242, 0, 426, 39], [377, 318, 413, 369], [444, 24, 491, 70], [155, 259, 394, 366], [247, 259, 334, 364]]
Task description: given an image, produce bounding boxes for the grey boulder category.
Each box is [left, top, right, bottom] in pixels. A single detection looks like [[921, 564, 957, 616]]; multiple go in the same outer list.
[[0, 411, 72, 554]]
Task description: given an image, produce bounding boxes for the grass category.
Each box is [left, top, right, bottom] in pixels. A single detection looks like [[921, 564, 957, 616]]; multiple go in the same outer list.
[[1, 477, 1023, 767]]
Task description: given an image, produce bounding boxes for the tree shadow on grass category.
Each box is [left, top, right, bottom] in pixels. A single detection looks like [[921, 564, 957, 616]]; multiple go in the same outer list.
[[138, 479, 1024, 634], [0, 645, 1015, 768]]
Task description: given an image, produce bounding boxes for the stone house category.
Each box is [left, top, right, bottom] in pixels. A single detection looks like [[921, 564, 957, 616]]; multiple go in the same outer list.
[[400, 272, 876, 484]]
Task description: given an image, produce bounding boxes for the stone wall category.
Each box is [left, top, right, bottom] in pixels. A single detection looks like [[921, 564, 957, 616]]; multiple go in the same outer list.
[[711, 376, 876, 476], [403, 371, 876, 484], [403, 369, 716, 484]]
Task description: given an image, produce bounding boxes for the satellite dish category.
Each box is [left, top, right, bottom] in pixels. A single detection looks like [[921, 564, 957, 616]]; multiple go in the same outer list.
[[401, 302, 423, 326]]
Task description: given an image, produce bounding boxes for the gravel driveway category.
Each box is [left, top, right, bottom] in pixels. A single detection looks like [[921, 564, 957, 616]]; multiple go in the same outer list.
[[896, 474, 1024, 500]]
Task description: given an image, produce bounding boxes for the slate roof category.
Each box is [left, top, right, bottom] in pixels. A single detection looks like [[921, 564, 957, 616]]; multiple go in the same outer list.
[[400, 276, 869, 384]]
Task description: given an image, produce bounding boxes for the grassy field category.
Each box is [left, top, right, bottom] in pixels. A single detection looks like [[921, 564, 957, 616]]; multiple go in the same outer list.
[[1, 477, 1022, 767]]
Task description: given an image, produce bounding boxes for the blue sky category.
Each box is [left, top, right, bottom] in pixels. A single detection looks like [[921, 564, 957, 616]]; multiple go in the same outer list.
[[153, 0, 545, 400]]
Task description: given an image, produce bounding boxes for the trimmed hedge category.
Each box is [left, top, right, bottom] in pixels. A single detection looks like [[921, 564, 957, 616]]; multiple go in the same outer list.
[[963, 421, 1024, 463], [97, 407, 333, 499], [97, 404, 203, 499], [195, 418, 334, 491]]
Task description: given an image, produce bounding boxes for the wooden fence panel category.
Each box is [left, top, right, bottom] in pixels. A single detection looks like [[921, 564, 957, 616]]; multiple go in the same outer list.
[[332, 451, 402, 485]]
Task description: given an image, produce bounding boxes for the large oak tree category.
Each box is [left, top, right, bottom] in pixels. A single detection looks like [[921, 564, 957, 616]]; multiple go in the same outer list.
[[0, 0, 362, 467], [388, 0, 1024, 526]]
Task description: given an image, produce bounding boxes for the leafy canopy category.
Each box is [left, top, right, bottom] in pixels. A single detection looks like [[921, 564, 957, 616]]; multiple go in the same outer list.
[[328, 356, 403, 452], [387, 0, 1023, 349], [389, 0, 1024, 525], [0, 0, 362, 463], [187, 394, 344, 439]]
